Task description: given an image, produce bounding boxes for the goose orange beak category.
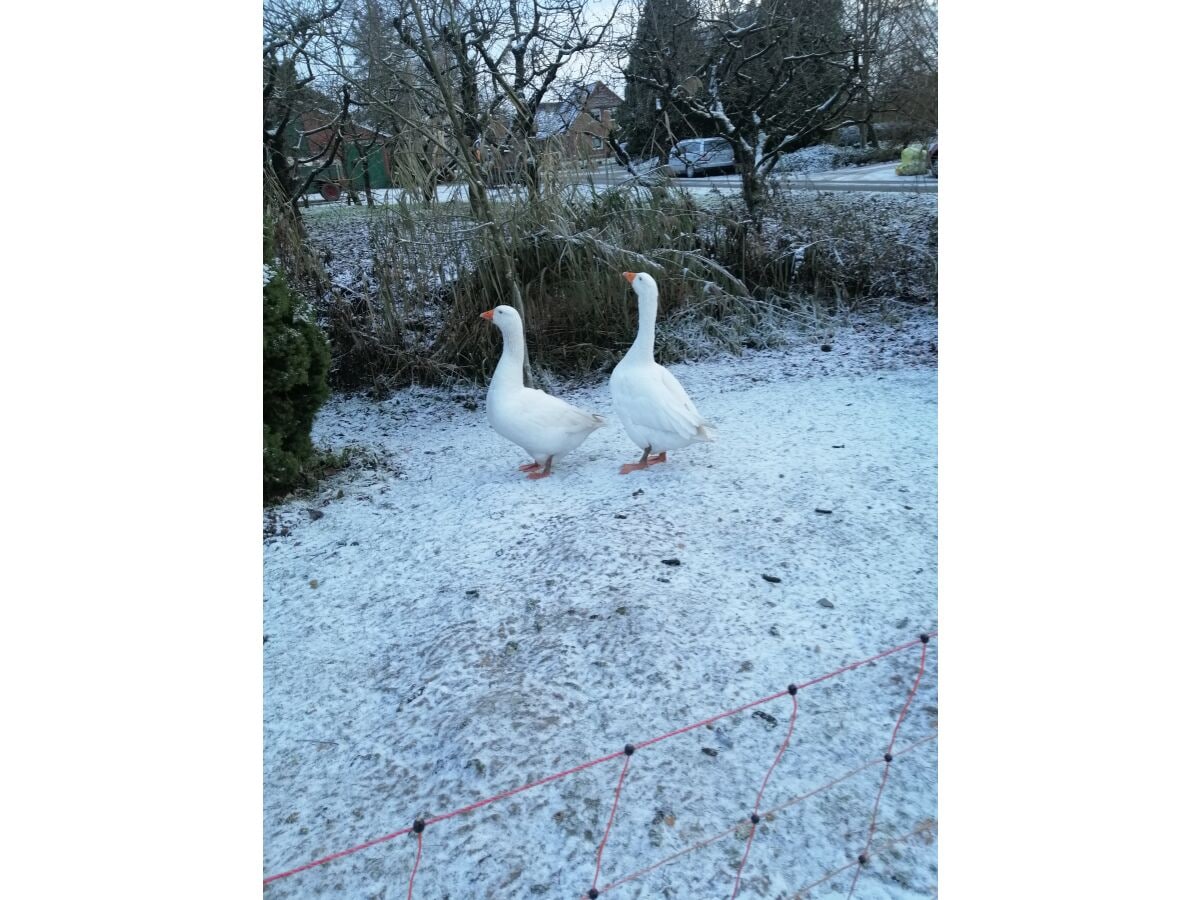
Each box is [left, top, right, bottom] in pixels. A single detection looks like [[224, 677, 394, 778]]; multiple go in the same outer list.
[[480, 309, 494, 321], [623, 272, 635, 284]]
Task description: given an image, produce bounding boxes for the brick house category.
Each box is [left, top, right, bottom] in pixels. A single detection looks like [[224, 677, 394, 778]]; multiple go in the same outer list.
[[288, 112, 395, 193], [534, 81, 623, 158]]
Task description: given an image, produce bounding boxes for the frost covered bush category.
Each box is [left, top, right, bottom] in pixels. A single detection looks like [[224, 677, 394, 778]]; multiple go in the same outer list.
[[301, 173, 936, 389], [324, 184, 751, 384], [834, 122, 923, 147], [833, 145, 903, 167], [834, 125, 862, 146], [438, 185, 717, 377], [703, 192, 937, 307], [773, 144, 838, 175], [767, 194, 937, 306], [264, 224, 331, 501]]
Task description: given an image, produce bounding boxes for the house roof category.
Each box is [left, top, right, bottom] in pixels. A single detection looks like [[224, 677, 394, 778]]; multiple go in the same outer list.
[[534, 101, 578, 138], [297, 112, 391, 153], [534, 81, 622, 138]]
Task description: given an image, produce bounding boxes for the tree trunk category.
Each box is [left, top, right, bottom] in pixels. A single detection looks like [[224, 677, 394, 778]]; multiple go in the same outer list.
[[360, 142, 374, 207], [396, 4, 534, 386], [737, 151, 764, 220]]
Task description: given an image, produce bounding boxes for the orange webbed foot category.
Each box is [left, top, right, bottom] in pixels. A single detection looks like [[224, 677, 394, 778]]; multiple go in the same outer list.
[[620, 451, 666, 474]]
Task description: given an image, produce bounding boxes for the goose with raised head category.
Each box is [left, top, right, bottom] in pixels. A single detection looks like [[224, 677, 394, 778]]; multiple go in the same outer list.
[[481, 305, 606, 479], [609, 272, 714, 474]]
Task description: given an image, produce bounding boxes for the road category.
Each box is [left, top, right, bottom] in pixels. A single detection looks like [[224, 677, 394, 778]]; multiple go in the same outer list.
[[774, 161, 937, 194], [302, 161, 935, 210], [569, 161, 937, 195]]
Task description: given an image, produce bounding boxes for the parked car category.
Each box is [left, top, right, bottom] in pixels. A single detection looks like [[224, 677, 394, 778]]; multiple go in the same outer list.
[[667, 138, 736, 177]]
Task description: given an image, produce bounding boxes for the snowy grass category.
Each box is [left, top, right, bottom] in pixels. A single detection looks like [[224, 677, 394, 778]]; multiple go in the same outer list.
[[765, 193, 938, 306], [302, 185, 937, 393], [264, 310, 938, 897]]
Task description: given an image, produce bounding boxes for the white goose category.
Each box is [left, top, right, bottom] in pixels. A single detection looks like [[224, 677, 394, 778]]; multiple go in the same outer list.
[[482, 305, 606, 479], [610, 272, 714, 474]]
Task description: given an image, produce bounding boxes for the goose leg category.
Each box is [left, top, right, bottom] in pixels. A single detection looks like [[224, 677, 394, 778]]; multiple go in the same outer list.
[[620, 447, 654, 475], [527, 455, 554, 480], [518, 461, 541, 472]]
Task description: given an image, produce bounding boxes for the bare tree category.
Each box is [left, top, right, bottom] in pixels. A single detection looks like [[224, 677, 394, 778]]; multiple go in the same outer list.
[[627, 0, 862, 216], [845, 0, 885, 146], [841, 0, 936, 146], [874, 0, 937, 138], [387, 0, 544, 380], [618, 0, 706, 163], [264, 0, 347, 209], [304, 1, 626, 381], [457, 0, 620, 199]]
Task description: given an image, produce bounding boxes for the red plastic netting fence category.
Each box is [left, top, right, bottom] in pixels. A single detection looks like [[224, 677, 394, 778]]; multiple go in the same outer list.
[[265, 631, 937, 896]]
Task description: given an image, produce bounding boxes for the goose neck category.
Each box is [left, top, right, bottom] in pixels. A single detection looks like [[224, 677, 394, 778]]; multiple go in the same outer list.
[[491, 323, 526, 391], [630, 295, 658, 360]]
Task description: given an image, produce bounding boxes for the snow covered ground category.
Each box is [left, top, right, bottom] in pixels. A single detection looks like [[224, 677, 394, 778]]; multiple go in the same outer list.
[[264, 311, 938, 898]]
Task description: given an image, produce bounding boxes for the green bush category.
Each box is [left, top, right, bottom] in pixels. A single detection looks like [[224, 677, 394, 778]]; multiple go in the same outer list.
[[264, 227, 331, 501]]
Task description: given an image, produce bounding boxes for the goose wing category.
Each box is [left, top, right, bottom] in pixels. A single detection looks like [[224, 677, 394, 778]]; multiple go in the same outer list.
[[615, 362, 713, 442], [519, 388, 606, 433]]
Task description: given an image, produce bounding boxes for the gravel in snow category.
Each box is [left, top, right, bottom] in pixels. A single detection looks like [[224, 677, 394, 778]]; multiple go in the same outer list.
[[264, 310, 938, 898]]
